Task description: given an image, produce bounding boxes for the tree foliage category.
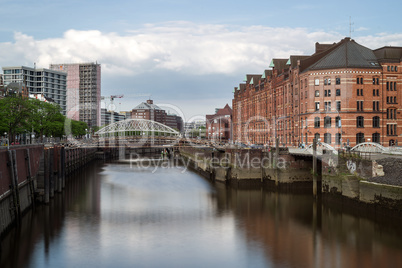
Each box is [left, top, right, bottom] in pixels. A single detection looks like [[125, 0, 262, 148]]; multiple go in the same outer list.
[[0, 96, 89, 142]]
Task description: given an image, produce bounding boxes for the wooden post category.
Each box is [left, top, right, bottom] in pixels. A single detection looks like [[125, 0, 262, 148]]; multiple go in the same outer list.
[[275, 137, 279, 186], [44, 148, 49, 204], [49, 148, 54, 198], [25, 148, 35, 208], [8, 150, 21, 224], [60, 146, 66, 189], [313, 138, 318, 197]]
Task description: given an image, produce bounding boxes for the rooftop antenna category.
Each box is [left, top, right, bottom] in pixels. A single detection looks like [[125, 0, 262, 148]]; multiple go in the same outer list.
[[349, 16, 354, 38]]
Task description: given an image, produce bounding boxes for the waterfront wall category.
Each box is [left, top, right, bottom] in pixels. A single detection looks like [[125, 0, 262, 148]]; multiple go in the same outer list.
[[0, 145, 98, 237], [179, 146, 314, 188], [321, 152, 402, 213]]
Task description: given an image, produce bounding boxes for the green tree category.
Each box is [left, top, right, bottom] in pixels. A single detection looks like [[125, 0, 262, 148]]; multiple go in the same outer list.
[[29, 99, 62, 142], [0, 96, 32, 142]]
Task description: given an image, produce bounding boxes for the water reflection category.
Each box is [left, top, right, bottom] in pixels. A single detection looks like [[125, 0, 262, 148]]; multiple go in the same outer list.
[[0, 159, 401, 268]]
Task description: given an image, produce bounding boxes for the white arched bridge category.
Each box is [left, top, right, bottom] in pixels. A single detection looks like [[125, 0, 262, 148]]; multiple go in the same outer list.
[[95, 119, 180, 137], [305, 141, 402, 155]]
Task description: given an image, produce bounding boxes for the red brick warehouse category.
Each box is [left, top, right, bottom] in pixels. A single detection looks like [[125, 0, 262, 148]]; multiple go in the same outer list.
[[232, 37, 402, 148]]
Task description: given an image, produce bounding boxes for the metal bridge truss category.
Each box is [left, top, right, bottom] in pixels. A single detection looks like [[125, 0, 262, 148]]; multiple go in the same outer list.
[[95, 119, 180, 137], [306, 142, 338, 155], [351, 142, 386, 153]]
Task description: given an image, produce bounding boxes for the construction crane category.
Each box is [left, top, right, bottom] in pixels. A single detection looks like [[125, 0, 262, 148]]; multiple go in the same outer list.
[[101, 95, 124, 125]]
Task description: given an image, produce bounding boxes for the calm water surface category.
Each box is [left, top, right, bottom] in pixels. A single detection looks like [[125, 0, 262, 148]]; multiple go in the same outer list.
[[1, 158, 402, 268]]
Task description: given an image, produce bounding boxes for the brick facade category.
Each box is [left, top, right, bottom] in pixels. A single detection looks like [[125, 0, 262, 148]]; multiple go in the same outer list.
[[233, 38, 402, 148], [206, 104, 232, 141]]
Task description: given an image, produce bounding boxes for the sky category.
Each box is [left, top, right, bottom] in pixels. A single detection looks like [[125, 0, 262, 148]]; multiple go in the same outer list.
[[1, 0, 402, 122]]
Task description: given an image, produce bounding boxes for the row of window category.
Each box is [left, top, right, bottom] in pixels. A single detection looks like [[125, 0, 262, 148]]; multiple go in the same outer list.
[[387, 81, 397, 91], [314, 77, 342, 86], [387, 65, 398, 72], [314, 133, 382, 145], [387, 96, 397, 104]]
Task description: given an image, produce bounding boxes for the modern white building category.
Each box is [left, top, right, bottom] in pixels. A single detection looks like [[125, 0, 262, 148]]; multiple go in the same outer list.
[[2, 66, 67, 114]]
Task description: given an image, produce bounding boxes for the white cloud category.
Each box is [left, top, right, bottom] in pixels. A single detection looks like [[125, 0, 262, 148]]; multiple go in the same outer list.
[[0, 22, 344, 77]]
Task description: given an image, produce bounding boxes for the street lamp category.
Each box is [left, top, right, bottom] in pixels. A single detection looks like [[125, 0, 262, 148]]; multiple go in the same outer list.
[[4, 132, 9, 150]]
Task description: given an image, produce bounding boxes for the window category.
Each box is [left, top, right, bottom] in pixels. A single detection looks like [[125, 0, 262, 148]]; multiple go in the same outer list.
[[324, 133, 331, 144], [336, 77, 341, 85], [314, 133, 320, 141], [335, 133, 342, 145], [373, 101, 379, 111], [315, 90, 320, 97], [356, 133, 365, 144], [315, 102, 320, 111], [315, 78, 319, 86], [387, 108, 397, 119], [357, 88, 363, 96], [387, 124, 397, 136], [357, 101, 363, 111], [336, 101, 341, 111], [324, 101, 331, 111], [335, 116, 341, 128], [373, 77, 379, 85], [373, 116, 380, 128], [391, 82, 393, 91], [314, 117, 320, 128], [394, 82, 397, 91], [324, 116, 331, 128], [336, 89, 341, 96], [357, 116, 364, 128], [387, 81, 389, 91], [357, 77, 363, 84], [372, 133, 380, 143], [387, 66, 390, 72], [373, 89, 376, 96]]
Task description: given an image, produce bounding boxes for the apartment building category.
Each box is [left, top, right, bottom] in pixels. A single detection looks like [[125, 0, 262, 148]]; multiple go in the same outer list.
[[2, 66, 67, 114], [50, 63, 101, 128], [206, 104, 232, 141], [232, 37, 402, 148]]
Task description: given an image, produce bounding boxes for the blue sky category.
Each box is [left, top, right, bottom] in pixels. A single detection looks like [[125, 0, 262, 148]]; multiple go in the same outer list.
[[1, 0, 402, 121]]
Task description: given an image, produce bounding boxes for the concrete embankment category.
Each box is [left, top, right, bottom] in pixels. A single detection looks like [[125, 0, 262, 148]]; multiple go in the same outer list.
[[321, 152, 402, 215], [179, 146, 315, 190], [0, 145, 108, 238], [180, 146, 402, 216]]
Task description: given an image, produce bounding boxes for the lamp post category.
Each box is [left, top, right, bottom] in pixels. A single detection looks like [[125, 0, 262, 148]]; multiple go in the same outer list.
[[4, 132, 9, 150]]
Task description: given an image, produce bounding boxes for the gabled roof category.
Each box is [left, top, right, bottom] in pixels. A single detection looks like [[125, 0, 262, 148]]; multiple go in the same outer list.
[[303, 37, 381, 72], [287, 55, 310, 69], [269, 59, 288, 72], [244, 74, 262, 85], [261, 70, 273, 79], [133, 102, 161, 110]]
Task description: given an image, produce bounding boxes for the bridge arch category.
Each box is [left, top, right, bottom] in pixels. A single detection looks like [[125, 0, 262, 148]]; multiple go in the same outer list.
[[350, 142, 386, 153], [306, 142, 338, 155], [95, 119, 180, 137]]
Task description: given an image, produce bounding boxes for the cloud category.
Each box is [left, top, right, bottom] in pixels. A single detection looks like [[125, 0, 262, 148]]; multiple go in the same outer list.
[[1, 22, 401, 118], [0, 22, 343, 77]]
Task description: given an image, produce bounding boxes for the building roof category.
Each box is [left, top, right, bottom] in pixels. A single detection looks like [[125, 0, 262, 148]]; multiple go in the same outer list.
[[133, 102, 162, 110], [303, 38, 381, 72], [269, 59, 288, 72], [373, 46, 402, 63]]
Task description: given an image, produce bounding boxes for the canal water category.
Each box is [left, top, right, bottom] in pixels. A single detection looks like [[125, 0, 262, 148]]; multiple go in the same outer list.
[[1, 158, 402, 268]]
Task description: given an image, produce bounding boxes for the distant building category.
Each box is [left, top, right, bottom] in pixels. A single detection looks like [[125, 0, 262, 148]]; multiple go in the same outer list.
[[101, 108, 126, 126], [2, 66, 67, 114], [50, 63, 101, 128], [131, 99, 183, 131], [206, 104, 232, 141]]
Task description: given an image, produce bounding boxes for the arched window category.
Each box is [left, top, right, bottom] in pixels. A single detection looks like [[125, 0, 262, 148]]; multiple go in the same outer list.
[[372, 133, 380, 144], [314, 133, 320, 141], [356, 133, 365, 144], [324, 116, 331, 128], [356, 116, 364, 128], [314, 117, 320, 128]]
